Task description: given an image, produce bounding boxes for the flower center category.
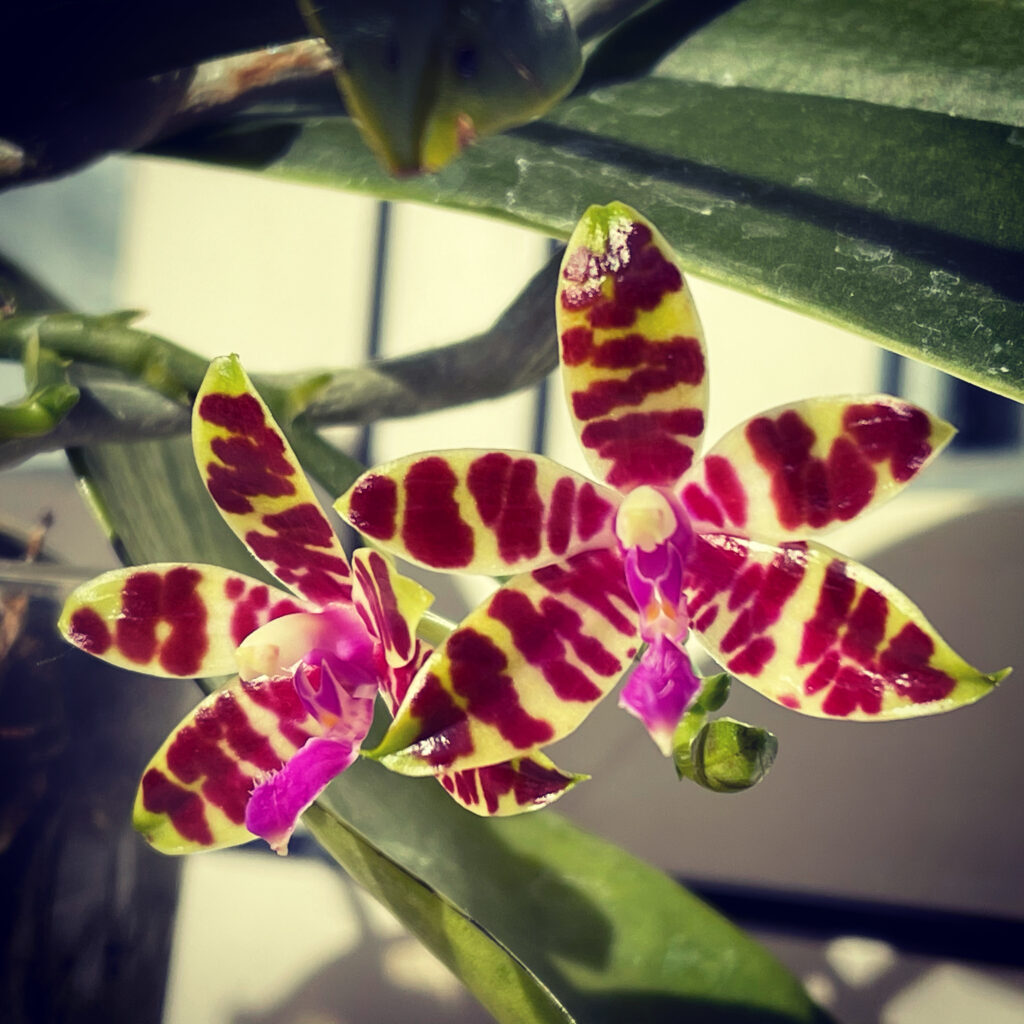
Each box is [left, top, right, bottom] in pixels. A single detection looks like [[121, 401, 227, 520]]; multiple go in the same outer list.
[[614, 486, 677, 551], [235, 604, 380, 737], [615, 486, 693, 643], [292, 651, 377, 739]]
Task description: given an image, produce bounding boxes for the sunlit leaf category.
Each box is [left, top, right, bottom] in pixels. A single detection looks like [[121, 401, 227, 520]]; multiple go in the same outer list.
[[153, 0, 1024, 401], [657, 0, 1024, 127]]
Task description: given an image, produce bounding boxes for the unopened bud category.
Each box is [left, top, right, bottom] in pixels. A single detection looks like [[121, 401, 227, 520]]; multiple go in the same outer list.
[[688, 717, 778, 793], [671, 673, 732, 777]]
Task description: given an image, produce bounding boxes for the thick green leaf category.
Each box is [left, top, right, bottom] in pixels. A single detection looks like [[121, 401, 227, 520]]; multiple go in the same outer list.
[[657, 0, 1024, 128], [69, 438, 266, 576], [304, 798, 568, 1024], [156, 74, 1024, 401], [315, 760, 829, 1024], [72, 434, 827, 1023]]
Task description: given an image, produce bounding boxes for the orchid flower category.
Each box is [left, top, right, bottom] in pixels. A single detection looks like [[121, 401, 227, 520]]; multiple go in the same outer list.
[[336, 201, 1007, 788], [58, 356, 441, 854], [60, 356, 579, 850]]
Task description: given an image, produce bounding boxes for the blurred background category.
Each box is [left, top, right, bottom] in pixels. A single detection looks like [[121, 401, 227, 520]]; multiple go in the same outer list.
[[1, 155, 1021, 1024]]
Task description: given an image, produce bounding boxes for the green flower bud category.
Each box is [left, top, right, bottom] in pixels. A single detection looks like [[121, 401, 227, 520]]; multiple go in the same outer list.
[[688, 717, 779, 794], [694, 672, 731, 713], [671, 673, 733, 778]]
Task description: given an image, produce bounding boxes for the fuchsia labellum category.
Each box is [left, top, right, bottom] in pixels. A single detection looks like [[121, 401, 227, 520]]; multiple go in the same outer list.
[[336, 200, 1008, 785], [614, 485, 701, 751]]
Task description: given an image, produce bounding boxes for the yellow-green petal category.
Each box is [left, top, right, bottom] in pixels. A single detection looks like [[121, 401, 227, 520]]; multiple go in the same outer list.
[[439, 752, 587, 816], [58, 563, 306, 677], [133, 676, 323, 854], [193, 355, 351, 604], [686, 533, 1008, 719], [337, 450, 619, 574], [557, 201, 708, 494], [367, 548, 640, 776], [351, 547, 433, 671], [679, 395, 955, 540]]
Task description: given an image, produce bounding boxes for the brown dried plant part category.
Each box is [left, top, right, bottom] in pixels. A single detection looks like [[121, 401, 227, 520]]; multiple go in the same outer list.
[[0, 510, 53, 664]]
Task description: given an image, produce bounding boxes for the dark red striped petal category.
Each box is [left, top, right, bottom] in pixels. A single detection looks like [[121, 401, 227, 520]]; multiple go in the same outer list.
[[438, 752, 586, 816], [337, 451, 619, 574], [194, 356, 351, 604], [679, 396, 954, 539], [557, 202, 708, 493], [685, 533, 1006, 719], [133, 676, 323, 854], [366, 548, 641, 775]]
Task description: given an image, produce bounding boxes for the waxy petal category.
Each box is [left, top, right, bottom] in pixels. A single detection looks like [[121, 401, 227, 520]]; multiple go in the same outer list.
[[59, 564, 306, 678], [439, 752, 587, 816], [557, 201, 708, 493], [367, 548, 641, 775], [620, 636, 701, 755], [351, 548, 433, 670], [193, 355, 351, 604], [685, 533, 1007, 720], [133, 676, 323, 854], [246, 734, 361, 855], [351, 547, 434, 712], [679, 396, 954, 539], [337, 450, 619, 574]]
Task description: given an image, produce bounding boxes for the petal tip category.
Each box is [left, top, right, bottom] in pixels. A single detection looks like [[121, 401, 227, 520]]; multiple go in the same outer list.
[[572, 200, 642, 252], [195, 353, 250, 413], [363, 743, 434, 777]]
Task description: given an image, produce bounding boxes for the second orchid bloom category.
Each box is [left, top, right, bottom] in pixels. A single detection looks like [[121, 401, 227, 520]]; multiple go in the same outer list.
[[61, 358, 576, 856], [338, 201, 1006, 785]]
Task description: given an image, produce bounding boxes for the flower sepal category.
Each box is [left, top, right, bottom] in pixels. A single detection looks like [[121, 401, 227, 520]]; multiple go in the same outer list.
[[72, 356, 443, 855], [439, 752, 588, 817]]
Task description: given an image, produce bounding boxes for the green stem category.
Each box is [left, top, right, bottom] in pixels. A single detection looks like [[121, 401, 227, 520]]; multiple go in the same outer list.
[[279, 411, 365, 497], [0, 313, 209, 403], [418, 609, 456, 647], [0, 387, 79, 438]]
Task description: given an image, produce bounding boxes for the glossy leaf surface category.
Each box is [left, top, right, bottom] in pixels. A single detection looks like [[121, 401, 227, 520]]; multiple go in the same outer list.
[[156, 0, 1024, 401], [658, 0, 1024, 127]]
